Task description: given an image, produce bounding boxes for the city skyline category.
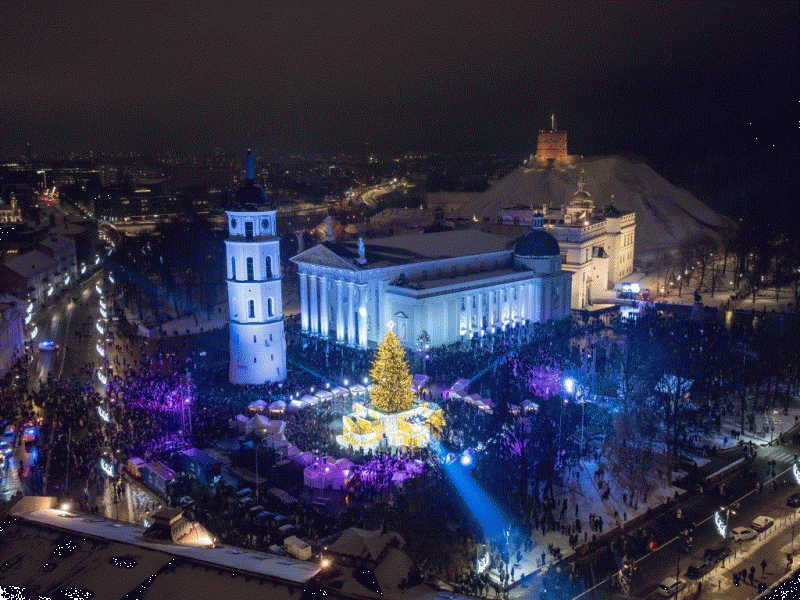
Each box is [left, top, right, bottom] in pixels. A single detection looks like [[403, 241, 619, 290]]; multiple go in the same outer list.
[[1, 1, 797, 162]]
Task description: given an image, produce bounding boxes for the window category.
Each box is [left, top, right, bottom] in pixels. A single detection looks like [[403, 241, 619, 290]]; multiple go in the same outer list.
[[231, 257, 236, 280], [268, 297, 274, 317], [246, 257, 254, 281], [461, 298, 466, 311], [266, 256, 273, 279], [245, 221, 253, 239], [230, 218, 237, 229], [254, 357, 257, 363], [261, 218, 269, 232], [253, 335, 256, 343], [248, 300, 255, 318]]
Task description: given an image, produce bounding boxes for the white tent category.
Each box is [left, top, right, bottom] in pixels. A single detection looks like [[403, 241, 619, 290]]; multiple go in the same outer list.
[[330, 386, 350, 398], [463, 393, 483, 406], [287, 399, 305, 411], [248, 399, 267, 411], [522, 399, 539, 412], [314, 389, 334, 401], [445, 379, 470, 398], [300, 394, 319, 405], [269, 400, 287, 413], [349, 384, 367, 396], [245, 414, 272, 435]]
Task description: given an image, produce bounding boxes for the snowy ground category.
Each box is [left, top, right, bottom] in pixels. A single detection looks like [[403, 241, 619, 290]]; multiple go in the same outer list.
[[613, 269, 798, 313], [501, 402, 800, 598]]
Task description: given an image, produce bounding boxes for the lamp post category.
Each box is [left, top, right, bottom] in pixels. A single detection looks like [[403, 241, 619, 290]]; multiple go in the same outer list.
[[417, 330, 430, 376]]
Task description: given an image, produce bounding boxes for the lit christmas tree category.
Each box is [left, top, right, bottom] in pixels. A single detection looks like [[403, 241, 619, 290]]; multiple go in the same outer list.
[[369, 326, 415, 413]]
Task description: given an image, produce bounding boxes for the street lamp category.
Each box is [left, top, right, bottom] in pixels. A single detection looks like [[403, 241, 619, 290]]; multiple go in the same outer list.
[[417, 330, 430, 376]]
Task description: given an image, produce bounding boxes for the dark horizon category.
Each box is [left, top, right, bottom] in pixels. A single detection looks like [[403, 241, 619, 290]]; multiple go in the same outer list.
[[1, 1, 797, 163]]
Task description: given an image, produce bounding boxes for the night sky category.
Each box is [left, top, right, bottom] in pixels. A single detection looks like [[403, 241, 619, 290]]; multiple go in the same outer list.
[[1, 1, 797, 160]]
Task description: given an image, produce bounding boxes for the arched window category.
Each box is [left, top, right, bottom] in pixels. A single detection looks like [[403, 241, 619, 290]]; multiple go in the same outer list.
[[246, 257, 254, 281], [231, 257, 236, 280], [248, 300, 255, 318], [268, 297, 274, 317], [266, 256, 273, 279]]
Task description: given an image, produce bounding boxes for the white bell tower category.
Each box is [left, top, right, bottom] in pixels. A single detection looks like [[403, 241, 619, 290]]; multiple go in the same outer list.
[[226, 151, 286, 384]]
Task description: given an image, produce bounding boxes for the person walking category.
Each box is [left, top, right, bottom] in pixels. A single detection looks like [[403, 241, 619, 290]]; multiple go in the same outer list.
[[761, 558, 767, 574]]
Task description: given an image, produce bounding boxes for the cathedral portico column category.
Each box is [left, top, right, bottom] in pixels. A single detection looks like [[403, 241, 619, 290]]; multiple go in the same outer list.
[[299, 273, 309, 331], [346, 282, 356, 345], [309, 274, 319, 334], [336, 280, 345, 342], [464, 294, 471, 336], [358, 284, 367, 348], [319, 274, 329, 337], [489, 288, 496, 330], [477, 292, 484, 334]]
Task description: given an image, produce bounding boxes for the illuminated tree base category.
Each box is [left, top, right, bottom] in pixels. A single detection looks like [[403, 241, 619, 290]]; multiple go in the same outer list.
[[337, 401, 445, 450]]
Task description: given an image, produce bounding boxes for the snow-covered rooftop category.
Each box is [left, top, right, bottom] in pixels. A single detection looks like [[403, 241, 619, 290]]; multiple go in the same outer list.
[[5, 504, 320, 585]]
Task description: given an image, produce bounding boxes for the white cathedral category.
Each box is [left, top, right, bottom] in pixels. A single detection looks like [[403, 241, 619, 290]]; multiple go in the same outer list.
[[291, 217, 572, 349], [226, 152, 287, 384]]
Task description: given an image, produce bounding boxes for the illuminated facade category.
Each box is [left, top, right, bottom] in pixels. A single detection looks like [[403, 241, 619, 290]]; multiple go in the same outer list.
[[500, 171, 636, 309], [536, 114, 568, 160], [546, 172, 636, 309], [291, 227, 572, 349], [226, 152, 286, 384]]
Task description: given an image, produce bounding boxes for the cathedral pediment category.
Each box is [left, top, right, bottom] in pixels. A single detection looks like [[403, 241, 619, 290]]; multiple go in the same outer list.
[[291, 244, 360, 271]]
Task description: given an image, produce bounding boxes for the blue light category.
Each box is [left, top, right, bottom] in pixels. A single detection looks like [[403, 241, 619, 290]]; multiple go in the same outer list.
[[431, 440, 507, 540]]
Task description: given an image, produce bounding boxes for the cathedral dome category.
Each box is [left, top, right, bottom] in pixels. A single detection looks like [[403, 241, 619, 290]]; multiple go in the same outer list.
[[514, 229, 560, 257]]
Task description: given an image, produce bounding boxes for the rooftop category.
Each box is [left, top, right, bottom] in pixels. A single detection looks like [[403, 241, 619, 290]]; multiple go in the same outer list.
[[37, 234, 74, 252], [6, 500, 320, 586], [2, 249, 57, 278], [293, 229, 514, 270]]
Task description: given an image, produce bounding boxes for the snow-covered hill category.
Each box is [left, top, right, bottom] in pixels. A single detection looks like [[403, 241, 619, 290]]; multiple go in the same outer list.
[[427, 156, 729, 258]]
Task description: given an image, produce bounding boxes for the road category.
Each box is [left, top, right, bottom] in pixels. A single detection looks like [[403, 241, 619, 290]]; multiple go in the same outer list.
[[28, 270, 106, 391], [627, 443, 800, 599]]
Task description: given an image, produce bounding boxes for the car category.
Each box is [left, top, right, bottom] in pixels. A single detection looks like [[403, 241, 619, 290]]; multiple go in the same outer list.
[[787, 493, 800, 508], [708, 545, 731, 562], [731, 527, 757, 542], [178, 496, 195, 509], [656, 576, 686, 597], [38, 340, 58, 351], [751, 516, 774, 532], [685, 558, 713, 579]]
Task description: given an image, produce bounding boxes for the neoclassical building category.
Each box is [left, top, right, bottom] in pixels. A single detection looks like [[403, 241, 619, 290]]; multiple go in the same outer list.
[[500, 172, 636, 309], [291, 223, 571, 349], [226, 152, 287, 384]]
